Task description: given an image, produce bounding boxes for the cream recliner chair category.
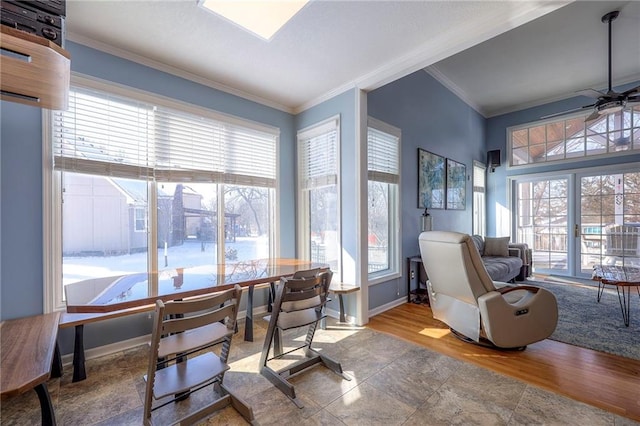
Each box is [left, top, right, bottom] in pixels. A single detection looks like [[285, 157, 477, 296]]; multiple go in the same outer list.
[[419, 231, 558, 349]]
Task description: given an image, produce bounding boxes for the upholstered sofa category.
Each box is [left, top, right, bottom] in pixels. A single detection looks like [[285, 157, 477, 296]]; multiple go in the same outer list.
[[470, 235, 529, 282]]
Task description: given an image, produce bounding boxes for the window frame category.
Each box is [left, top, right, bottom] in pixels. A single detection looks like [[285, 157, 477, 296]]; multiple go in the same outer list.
[[367, 117, 401, 284], [296, 116, 342, 279], [43, 74, 279, 312], [507, 107, 640, 170], [472, 160, 486, 236]]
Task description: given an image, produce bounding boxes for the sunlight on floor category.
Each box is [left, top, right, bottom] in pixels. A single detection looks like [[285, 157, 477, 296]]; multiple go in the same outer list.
[[340, 381, 361, 406], [418, 327, 451, 339]]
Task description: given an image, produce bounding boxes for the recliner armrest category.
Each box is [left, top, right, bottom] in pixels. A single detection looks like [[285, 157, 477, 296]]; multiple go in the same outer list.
[[496, 285, 540, 294]]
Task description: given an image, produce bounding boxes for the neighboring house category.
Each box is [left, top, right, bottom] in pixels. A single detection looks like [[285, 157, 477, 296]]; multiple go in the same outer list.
[[62, 174, 149, 255], [63, 175, 172, 255]]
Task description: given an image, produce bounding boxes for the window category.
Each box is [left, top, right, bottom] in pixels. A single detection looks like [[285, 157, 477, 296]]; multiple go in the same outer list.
[[508, 106, 640, 167], [367, 118, 400, 278], [472, 161, 486, 236], [45, 77, 278, 310], [134, 207, 147, 232], [297, 117, 340, 276]]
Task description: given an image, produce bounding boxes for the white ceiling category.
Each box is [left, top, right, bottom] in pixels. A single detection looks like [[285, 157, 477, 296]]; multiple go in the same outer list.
[[65, 0, 639, 116], [429, 0, 640, 117]]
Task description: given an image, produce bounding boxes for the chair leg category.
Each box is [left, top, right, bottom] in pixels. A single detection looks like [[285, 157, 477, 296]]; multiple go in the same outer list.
[[259, 365, 304, 408], [218, 383, 256, 424]]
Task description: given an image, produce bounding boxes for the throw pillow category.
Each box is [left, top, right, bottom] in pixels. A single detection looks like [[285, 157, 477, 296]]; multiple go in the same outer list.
[[483, 236, 510, 257], [471, 235, 485, 254]]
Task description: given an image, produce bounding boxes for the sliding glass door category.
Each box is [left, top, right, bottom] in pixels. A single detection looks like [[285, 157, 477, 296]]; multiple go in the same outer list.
[[514, 168, 640, 278], [515, 178, 569, 274], [577, 171, 640, 274]]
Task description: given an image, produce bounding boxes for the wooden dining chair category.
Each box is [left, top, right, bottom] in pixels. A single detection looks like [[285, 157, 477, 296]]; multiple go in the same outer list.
[[143, 285, 255, 425], [259, 270, 351, 408]]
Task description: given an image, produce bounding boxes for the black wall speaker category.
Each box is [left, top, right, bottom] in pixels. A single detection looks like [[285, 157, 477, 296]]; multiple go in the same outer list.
[[487, 149, 501, 172]]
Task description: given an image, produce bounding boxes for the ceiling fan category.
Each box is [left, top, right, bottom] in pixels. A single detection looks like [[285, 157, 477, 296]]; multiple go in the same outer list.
[[542, 10, 640, 122]]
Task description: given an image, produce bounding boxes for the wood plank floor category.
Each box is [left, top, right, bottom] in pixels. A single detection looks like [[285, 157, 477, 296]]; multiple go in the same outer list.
[[367, 303, 640, 422]]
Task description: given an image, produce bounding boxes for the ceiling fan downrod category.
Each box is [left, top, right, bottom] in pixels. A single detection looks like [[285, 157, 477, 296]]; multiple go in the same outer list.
[[602, 10, 619, 94]]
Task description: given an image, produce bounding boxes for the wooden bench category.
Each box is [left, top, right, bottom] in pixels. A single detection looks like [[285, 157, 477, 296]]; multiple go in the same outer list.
[[58, 305, 154, 382], [1, 312, 62, 426]]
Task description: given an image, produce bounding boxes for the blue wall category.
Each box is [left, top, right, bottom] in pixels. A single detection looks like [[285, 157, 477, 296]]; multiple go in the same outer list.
[[1, 102, 45, 320], [0, 41, 297, 354], [367, 70, 486, 309], [486, 80, 640, 237]]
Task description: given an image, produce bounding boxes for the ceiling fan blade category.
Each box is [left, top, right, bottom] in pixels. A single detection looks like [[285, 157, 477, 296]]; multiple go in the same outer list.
[[584, 110, 602, 122], [626, 95, 640, 106], [541, 103, 596, 120], [576, 88, 607, 99], [622, 85, 640, 97]]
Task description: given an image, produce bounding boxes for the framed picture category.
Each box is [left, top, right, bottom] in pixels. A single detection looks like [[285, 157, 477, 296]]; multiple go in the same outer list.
[[446, 158, 466, 210], [418, 149, 445, 209]]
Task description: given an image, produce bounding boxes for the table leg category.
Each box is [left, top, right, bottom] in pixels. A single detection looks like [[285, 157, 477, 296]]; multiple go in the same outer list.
[[407, 257, 412, 303], [244, 284, 254, 342], [597, 281, 605, 302], [51, 341, 62, 378], [616, 286, 631, 327], [72, 324, 86, 382], [338, 294, 346, 323], [268, 282, 276, 312], [34, 383, 56, 426]]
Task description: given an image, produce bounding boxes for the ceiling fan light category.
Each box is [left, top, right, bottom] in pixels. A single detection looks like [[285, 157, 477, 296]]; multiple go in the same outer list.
[[597, 100, 626, 115]]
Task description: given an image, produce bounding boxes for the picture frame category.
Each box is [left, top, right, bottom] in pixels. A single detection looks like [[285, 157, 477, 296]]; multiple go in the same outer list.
[[417, 149, 445, 209], [446, 158, 466, 210]]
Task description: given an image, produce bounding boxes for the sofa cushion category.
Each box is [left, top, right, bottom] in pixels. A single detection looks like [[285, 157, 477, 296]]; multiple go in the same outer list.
[[484, 236, 510, 257], [483, 256, 523, 283]]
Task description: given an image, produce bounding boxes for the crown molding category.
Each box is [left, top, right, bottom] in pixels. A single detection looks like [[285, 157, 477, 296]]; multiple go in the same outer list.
[[425, 66, 486, 117], [353, 1, 572, 94], [293, 82, 359, 114], [66, 32, 295, 114]]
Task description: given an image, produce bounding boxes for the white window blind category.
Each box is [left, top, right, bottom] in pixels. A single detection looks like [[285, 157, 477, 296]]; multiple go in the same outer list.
[[53, 87, 154, 179], [367, 125, 399, 184], [473, 162, 486, 193], [298, 118, 338, 189], [53, 85, 277, 186]]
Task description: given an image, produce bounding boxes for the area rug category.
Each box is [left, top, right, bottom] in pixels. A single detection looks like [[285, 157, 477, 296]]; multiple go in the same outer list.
[[526, 277, 640, 360]]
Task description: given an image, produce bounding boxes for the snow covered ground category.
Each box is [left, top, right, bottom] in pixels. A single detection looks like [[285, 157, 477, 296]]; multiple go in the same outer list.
[[63, 236, 270, 288]]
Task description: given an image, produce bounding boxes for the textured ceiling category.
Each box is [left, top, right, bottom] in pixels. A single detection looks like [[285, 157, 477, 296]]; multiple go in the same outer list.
[[66, 0, 569, 113]]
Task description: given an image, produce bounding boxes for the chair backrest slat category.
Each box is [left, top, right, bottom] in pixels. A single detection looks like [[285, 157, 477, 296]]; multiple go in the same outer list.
[[161, 304, 235, 335], [162, 287, 238, 316]]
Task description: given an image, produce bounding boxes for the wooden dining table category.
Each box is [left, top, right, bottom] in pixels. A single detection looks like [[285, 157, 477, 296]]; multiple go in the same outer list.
[[65, 258, 329, 339]]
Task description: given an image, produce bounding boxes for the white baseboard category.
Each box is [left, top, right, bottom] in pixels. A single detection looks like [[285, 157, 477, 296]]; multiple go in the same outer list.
[[368, 296, 406, 318], [61, 333, 152, 366]]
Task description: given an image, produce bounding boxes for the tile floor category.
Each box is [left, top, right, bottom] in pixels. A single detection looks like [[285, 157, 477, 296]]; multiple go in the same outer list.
[[1, 316, 638, 425]]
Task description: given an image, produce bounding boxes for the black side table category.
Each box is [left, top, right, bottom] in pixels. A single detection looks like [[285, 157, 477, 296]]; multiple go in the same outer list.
[[407, 256, 429, 305]]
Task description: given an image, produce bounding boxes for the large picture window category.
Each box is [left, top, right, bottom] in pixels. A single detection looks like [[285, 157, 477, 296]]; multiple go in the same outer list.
[[46, 77, 278, 310], [509, 107, 640, 167], [367, 118, 400, 279]]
